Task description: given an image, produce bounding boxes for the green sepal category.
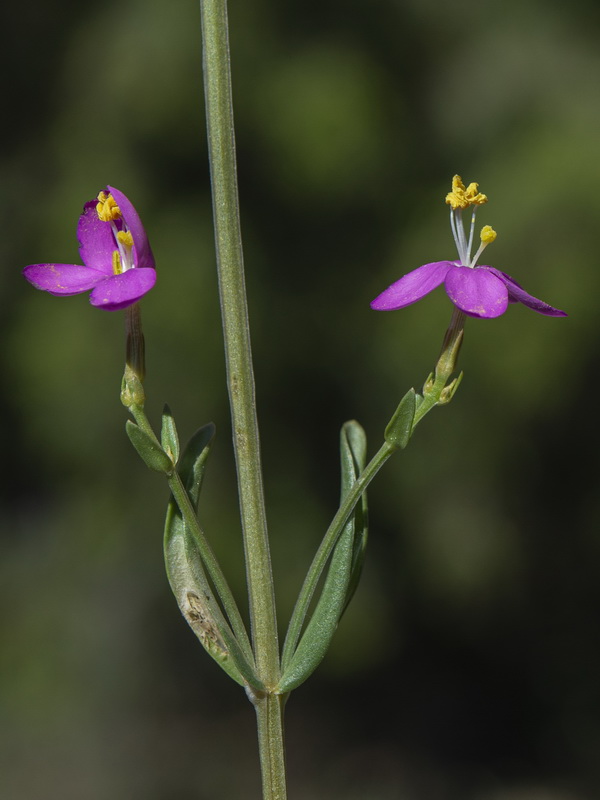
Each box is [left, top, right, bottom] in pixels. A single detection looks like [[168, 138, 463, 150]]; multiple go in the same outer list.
[[126, 420, 174, 474], [384, 388, 416, 450], [439, 370, 464, 404], [161, 404, 180, 465], [164, 425, 262, 691], [278, 420, 368, 693]]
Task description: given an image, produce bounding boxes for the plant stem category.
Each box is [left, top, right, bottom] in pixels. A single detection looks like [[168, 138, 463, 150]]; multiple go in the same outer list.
[[253, 693, 288, 800], [199, 1, 284, 796], [200, 0, 279, 685]]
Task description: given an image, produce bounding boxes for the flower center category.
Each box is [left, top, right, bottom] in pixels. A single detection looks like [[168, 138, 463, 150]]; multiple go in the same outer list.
[[445, 175, 496, 267], [113, 228, 134, 273], [96, 191, 135, 274]]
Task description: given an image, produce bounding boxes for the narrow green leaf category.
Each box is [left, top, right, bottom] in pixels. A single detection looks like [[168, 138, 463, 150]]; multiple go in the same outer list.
[[340, 420, 367, 496], [278, 420, 368, 693], [164, 503, 260, 689], [340, 423, 369, 615], [161, 404, 180, 465], [278, 518, 355, 693], [384, 388, 416, 450], [178, 423, 216, 507], [126, 420, 174, 474]]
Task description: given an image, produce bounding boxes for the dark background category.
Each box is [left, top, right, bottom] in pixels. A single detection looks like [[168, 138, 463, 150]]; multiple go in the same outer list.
[[1, 0, 599, 798]]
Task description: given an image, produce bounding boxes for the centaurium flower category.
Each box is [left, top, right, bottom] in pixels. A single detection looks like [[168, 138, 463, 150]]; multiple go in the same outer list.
[[371, 176, 566, 319], [23, 187, 156, 311]]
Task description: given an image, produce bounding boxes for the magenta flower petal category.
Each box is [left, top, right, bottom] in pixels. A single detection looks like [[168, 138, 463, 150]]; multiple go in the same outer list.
[[23, 263, 108, 295], [23, 186, 156, 311], [77, 201, 117, 275], [370, 261, 453, 310], [485, 268, 567, 317], [370, 177, 566, 321], [108, 186, 155, 270], [445, 265, 508, 318], [89, 267, 157, 311]]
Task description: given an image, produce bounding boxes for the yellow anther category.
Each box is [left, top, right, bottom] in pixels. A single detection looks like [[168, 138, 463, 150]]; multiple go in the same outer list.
[[96, 191, 122, 222], [112, 250, 123, 275], [480, 225, 497, 244], [451, 175, 466, 194], [445, 175, 469, 209], [465, 182, 488, 206], [117, 230, 134, 248], [445, 175, 488, 209]]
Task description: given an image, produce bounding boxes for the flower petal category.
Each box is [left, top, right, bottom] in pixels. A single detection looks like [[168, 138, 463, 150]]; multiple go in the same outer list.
[[89, 267, 157, 311], [108, 186, 155, 270], [370, 261, 453, 310], [445, 265, 508, 318], [77, 201, 117, 275], [484, 268, 567, 317], [23, 263, 108, 295]]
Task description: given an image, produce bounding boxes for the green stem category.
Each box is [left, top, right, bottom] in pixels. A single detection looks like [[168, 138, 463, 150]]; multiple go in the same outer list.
[[200, 0, 279, 685], [282, 441, 395, 670], [200, 3, 283, 795], [253, 692, 288, 800]]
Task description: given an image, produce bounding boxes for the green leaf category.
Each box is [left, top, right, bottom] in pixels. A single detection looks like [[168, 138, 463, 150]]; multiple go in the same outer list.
[[160, 404, 180, 465], [178, 423, 216, 507], [164, 506, 261, 689], [164, 424, 262, 690], [278, 420, 368, 693], [384, 388, 416, 450], [339, 422, 368, 615], [340, 420, 367, 495], [126, 420, 174, 474]]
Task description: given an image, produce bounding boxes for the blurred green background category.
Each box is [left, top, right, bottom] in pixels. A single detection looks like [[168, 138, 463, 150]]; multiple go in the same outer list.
[[2, 0, 599, 797]]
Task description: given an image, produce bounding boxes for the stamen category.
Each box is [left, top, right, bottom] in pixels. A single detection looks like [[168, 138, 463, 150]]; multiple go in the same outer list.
[[449, 208, 461, 254], [112, 250, 122, 275], [446, 175, 491, 264], [464, 182, 488, 206], [454, 209, 469, 264], [445, 175, 470, 210], [445, 175, 488, 210], [466, 206, 478, 262], [97, 192, 122, 222]]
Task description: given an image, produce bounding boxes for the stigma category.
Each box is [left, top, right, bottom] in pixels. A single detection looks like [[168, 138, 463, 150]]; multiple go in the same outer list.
[[480, 225, 497, 244], [117, 230, 134, 248]]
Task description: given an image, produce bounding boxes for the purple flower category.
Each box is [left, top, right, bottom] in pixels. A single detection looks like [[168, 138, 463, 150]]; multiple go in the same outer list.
[[371, 176, 566, 319], [23, 187, 156, 311]]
